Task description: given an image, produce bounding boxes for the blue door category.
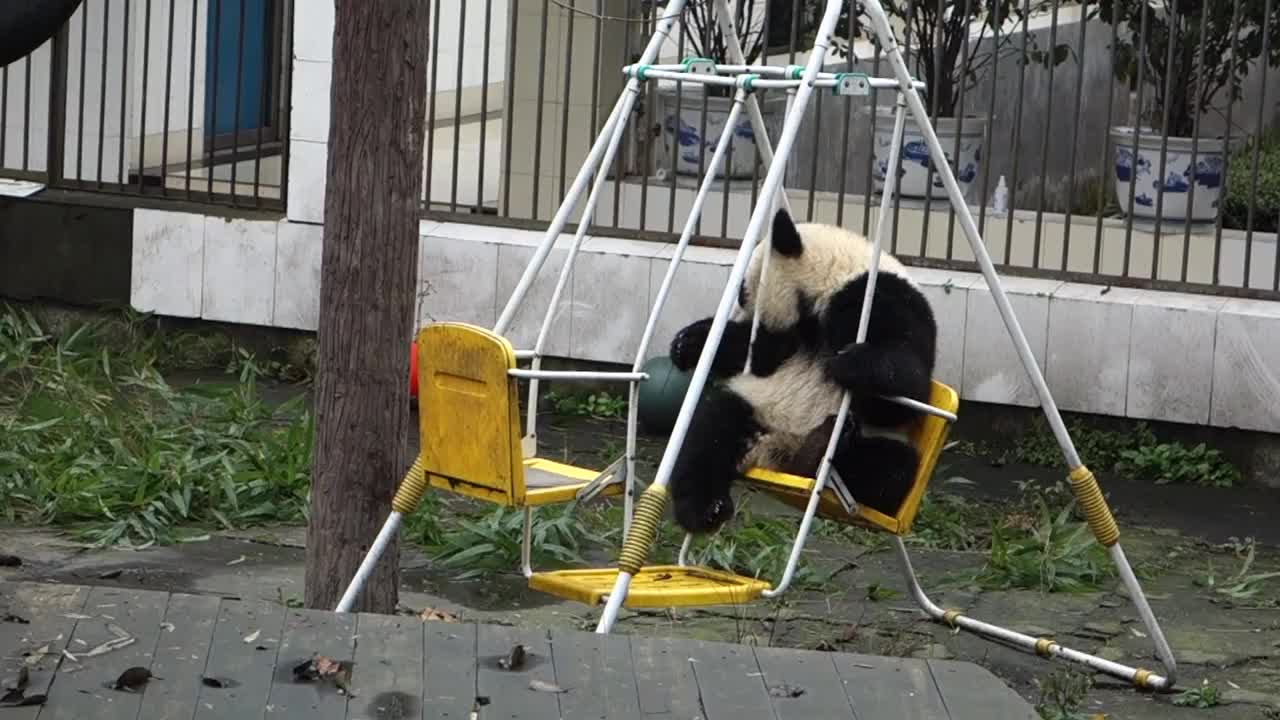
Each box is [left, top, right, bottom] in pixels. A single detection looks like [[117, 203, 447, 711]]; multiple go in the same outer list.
[[206, 0, 271, 140]]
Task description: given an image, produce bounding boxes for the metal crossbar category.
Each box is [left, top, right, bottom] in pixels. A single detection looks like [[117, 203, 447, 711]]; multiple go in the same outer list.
[[335, 0, 1180, 693]]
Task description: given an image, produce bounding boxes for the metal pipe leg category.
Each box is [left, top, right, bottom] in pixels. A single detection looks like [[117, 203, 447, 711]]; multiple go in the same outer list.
[[678, 533, 693, 567], [522, 507, 534, 578], [891, 537, 1174, 691], [335, 511, 404, 613]]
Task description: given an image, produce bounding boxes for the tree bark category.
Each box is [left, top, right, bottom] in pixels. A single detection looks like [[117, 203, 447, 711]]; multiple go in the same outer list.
[[305, 0, 429, 613]]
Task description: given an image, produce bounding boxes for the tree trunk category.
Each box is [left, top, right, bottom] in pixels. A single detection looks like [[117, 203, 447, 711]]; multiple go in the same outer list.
[[305, 0, 429, 614]]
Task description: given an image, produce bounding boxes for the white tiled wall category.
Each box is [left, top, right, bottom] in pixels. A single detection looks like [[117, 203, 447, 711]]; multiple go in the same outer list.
[[962, 276, 1060, 408], [200, 217, 278, 326], [130, 211, 1280, 435]]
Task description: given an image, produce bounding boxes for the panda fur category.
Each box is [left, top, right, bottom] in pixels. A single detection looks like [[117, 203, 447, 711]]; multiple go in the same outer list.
[[666, 208, 938, 535]]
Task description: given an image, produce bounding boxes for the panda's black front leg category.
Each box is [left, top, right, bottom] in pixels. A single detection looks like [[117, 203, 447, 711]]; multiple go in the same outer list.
[[669, 317, 752, 377], [829, 426, 919, 516], [669, 388, 762, 534], [826, 342, 932, 403]]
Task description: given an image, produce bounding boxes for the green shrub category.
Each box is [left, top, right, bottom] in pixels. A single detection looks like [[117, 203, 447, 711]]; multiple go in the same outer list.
[[1222, 128, 1280, 233]]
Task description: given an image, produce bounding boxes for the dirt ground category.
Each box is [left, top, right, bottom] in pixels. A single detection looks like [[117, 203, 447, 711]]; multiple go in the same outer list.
[[3, 407, 1279, 719]]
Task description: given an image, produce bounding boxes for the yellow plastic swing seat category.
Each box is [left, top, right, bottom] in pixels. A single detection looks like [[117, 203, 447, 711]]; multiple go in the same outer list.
[[529, 564, 771, 608], [740, 379, 960, 536], [414, 322, 625, 507]]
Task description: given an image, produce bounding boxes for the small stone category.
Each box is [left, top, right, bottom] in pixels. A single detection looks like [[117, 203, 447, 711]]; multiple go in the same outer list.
[[1076, 622, 1123, 640], [1222, 688, 1280, 709], [1176, 650, 1235, 666], [1096, 646, 1126, 662], [1098, 597, 1122, 609], [910, 643, 954, 660]]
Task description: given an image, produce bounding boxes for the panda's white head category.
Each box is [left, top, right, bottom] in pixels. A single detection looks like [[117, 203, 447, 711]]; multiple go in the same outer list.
[[734, 209, 912, 329]]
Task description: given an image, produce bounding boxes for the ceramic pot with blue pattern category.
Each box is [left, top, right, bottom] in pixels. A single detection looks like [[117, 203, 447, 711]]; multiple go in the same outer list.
[[1109, 126, 1227, 222]]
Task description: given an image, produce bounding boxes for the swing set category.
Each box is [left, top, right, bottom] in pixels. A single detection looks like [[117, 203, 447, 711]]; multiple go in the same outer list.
[[337, 0, 1177, 693]]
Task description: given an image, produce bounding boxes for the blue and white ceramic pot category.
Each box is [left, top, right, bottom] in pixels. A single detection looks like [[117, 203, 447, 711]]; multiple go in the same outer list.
[[1109, 126, 1226, 222], [657, 86, 786, 179], [872, 107, 986, 200]]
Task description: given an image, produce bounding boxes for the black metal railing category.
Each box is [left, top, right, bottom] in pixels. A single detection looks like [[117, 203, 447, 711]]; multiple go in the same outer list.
[[0, 0, 292, 210], [421, 0, 1280, 299]]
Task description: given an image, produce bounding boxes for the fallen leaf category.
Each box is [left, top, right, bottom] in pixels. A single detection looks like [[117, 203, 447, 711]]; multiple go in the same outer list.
[[313, 656, 341, 678], [418, 607, 460, 623], [84, 636, 135, 657], [498, 644, 526, 671], [63, 613, 93, 620], [227, 556, 246, 566], [243, 629, 261, 644], [23, 644, 51, 667], [1227, 680, 1241, 689], [529, 679, 568, 694], [160, 622, 175, 633], [62, 649, 79, 663], [107, 623, 130, 638], [98, 569, 122, 579], [110, 667, 159, 692], [1129, 627, 1147, 639], [201, 677, 239, 689], [0, 693, 45, 707], [1, 614, 29, 624], [768, 683, 806, 698]]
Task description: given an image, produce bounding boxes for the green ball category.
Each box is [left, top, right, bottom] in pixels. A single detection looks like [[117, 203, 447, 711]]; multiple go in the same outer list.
[[637, 355, 696, 434]]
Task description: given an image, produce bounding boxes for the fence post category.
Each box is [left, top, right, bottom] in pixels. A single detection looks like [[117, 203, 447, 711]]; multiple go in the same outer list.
[[46, 20, 71, 187]]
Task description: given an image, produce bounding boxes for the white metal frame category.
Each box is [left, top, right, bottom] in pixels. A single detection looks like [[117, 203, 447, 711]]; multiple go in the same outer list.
[[334, 0, 1179, 693]]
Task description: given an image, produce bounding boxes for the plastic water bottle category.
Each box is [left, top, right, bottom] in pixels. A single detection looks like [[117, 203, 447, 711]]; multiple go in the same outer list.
[[992, 175, 1009, 216]]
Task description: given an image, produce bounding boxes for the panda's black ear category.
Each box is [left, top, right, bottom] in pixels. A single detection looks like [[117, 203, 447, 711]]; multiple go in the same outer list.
[[771, 209, 804, 257]]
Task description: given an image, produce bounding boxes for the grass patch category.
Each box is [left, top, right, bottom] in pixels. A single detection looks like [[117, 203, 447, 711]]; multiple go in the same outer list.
[[687, 496, 836, 590], [904, 491, 987, 552], [1034, 668, 1094, 720], [972, 484, 1113, 593], [0, 305, 313, 547], [1011, 417, 1239, 488], [425, 502, 615, 580], [1173, 680, 1223, 709], [543, 389, 628, 419], [1195, 539, 1280, 608]]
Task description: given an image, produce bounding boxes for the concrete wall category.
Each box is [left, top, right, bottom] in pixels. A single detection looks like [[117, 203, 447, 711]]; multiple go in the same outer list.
[[127, 207, 1280, 440]]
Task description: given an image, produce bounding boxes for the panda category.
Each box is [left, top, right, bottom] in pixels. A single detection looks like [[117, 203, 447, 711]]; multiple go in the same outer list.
[[666, 208, 938, 535]]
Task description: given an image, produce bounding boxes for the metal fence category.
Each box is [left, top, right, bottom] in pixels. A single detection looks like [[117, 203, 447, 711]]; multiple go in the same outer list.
[[0, 0, 292, 209], [421, 0, 1280, 299]]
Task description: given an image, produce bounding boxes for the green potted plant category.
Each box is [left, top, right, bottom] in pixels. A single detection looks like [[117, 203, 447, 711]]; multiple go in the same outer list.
[[847, 0, 1069, 200], [1092, 0, 1280, 221]]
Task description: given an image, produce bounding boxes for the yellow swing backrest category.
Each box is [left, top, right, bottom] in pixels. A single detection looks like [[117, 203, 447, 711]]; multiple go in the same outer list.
[[415, 322, 527, 505]]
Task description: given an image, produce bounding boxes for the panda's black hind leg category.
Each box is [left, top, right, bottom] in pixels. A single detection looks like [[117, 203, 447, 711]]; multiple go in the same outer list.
[[669, 388, 762, 534], [830, 431, 919, 517]]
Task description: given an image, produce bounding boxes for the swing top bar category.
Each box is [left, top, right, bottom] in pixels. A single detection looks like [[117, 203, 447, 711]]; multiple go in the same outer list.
[[622, 62, 927, 92]]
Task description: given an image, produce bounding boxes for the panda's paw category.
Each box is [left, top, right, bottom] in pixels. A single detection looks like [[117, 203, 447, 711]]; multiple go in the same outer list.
[[673, 493, 735, 534], [824, 345, 870, 389], [670, 318, 714, 371]]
